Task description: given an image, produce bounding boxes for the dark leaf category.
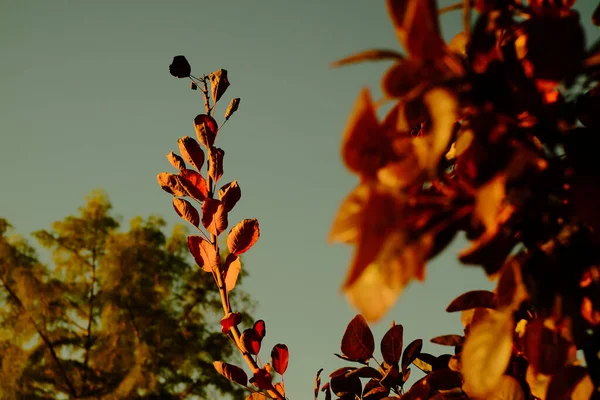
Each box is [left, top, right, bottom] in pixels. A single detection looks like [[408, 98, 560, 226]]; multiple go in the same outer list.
[[169, 55, 191, 78], [331, 49, 404, 68], [253, 320, 266, 340], [546, 365, 590, 400], [345, 366, 382, 379], [430, 335, 464, 347], [213, 361, 247, 387], [315, 368, 323, 399], [330, 374, 362, 397], [524, 319, 570, 376], [227, 219, 260, 255], [427, 368, 462, 391], [271, 344, 289, 375], [380, 362, 401, 388], [250, 367, 272, 390], [401, 339, 423, 374], [594, 2, 600, 27], [241, 328, 262, 355], [446, 290, 496, 312], [381, 324, 403, 364], [412, 353, 436, 374], [177, 136, 205, 172], [341, 315, 375, 362], [334, 353, 369, 365], [362, 378, 389, 399], [209, 69, 230, 103], [330, 367, 356, 379], [220, 312, 242, 334]]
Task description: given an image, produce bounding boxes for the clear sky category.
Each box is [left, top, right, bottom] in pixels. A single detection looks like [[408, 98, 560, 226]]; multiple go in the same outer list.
[[1, 1, 598, 398]]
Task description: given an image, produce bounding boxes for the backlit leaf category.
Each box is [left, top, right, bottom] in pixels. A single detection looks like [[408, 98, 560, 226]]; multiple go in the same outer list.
[[446, 290, 496, 312], [194, 114, 218, 148], [331, 49, 404, 68], [208, 147, 225, 182], [201, 199, 228, 236], [167, 151, 185, 170], [271, 344, 289, 375], [219, 181, 241, 212], [401, 338, 423, 374], [315, 368, 323, 399], [213, 361, 248, 387], [430, 334, 464, 347], [172, 198, 199, 227], [223, 254, 241, 292], [209, 69, 230, 103], [157, 172, 187, 197], [179, 169, 208, 202], [381, 324, 403, 364], [220, 312, 242, 334], [169, 55, 191, 78], [341, 315, 375, 362], [227, 219, 260, 255], [187, 235, 219, 272], [225, 97, 240, 120], [177, 136, 205, 171], [250, 367, 272, 390], [462, 310, 514, 397], [253, 320, 266, 340], [245, 394, 267, 400], [241, 328, 262, 355]]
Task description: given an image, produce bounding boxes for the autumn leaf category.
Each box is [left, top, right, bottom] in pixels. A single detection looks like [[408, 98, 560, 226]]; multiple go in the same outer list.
[[341, 315, 375, 362], [446, 290, 496, 312], [380, 324, 403, 364], [223, 253, 241, 292], [213, 361, 248, 387], [430, 334, 464, 347], [201, 199, 228, 236], [461, 310, 514, 397], [194, 114, 218, 148], [329, 184, 370, 245], [209, 69, 230, 103], [314, 368, 323, 399], [225, 98, 240, 120], [169, 55, 191, 78], [385, 0, 446, 60], [177, 136, 205, 171], [172, 198, 199, 227], [178, 169, 208, 201], [241, 328, 262, 355], [187, 235, 219, 272], [157, 172, 187, 197], [208, 147, 225, 182], [271, 344, 289, 375], [220, 312, 242, 334], [227, 219, 260, 255], [253, 320, 266, 340], [166, 151, 185, 170], [331, 49, 404, 68], [219, 181, 241, 212], [401, 338, 422, 374], [274, 382, 285, 397]]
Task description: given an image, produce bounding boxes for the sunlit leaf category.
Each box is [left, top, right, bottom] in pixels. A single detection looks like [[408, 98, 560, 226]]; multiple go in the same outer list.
[[412, 352, 436, 373], [381, 324, 403, 364], [341, 315, 375, 362], [462, 310, 514, 397], [220, 312, 242, 334], [219, 181, 241, 212], [179, 169, 208, 201], [401, 338, 423, 374], [225, 98, 240, 120], [194, 114, 218, 148], [362, 378, 389, 398], [167, 151, 186, 170], [177, 136, 205, 171], [331, 49, 404, 68], [209, 69, 230, 103], [157, 172, 187, 197], [227, 219, 260, 255], [271, 344, 289, 375], [213, 361, 248, 387], [208, 147, 225, 182], [201, 199, 228, 236], [187, 235, 219, 272], [169, 55, 191, 78], [446, 290, 496, 312], [172, 198, 199, 227], [430, 334, 464, 347], [223, 254, 241, 292], [241, 328, 262, 355]]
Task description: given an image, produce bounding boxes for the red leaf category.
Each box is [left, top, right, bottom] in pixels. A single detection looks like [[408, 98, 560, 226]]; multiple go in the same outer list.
[[250, 367, 272, 390], [177, 136, 205, 171], [213, 361, 248, 387], [219, 181, 242, 212], [253, 320, 266, 340], [208, 147, 225, 182], [381, 324, 404, 364], [385, 0, 446, 60], [241, 328, 262, 355], [172, 198, 199, 227], [341, 315, 375, 362], [401, 338, 423, 374], [227, 219, 260, 255], [194, 114, 218, 148], [167, 151, 186, 170], [187, 235, 219, 272], [220, 312, 242, 334], [178, 169, 208, 201], [223, 254, 241, 292], [201, 199, 228, 236], [271, 344, 289, 375]]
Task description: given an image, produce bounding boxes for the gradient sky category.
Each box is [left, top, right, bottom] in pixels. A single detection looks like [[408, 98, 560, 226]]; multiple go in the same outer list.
[[2, 1, 598, 398]]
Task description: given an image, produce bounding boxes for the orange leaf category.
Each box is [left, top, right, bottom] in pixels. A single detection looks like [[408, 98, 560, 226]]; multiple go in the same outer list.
[[341, 315, 374, 362], [208, 147, 225, 182], [220, 312, 242, 334], [194, 114, 218, 148], [271, 344, 289, 375], [227, 219, 260, 255], [187, 235, 219, 272], [213, 361, 247, 387], [157, 172, 187, 197], [201, 199, 228, 236], [178, 169, 208, 201], [250, 367, 272, 390], [223, 253, 241, 292], [274, 382, 285, 397], [329, 184, 370, 245], [177, 136, 205, 171], [167, 151, 186, 170], [225, 97, 240, 120], [209, 68, 230, 103], [219, 181, 241, 212], [386, 0, 446, 60], [172, 198, 200, 227]]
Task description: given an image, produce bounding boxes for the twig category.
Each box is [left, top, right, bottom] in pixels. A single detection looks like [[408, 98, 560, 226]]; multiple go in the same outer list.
[[462, 0, 471, 39]]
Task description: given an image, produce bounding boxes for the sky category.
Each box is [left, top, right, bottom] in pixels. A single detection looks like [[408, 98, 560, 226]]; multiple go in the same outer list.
[[1, 1, 599, 398]]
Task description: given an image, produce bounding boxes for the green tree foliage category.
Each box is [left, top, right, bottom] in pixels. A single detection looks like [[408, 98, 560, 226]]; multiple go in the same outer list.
[[0, 190, 254, 399]]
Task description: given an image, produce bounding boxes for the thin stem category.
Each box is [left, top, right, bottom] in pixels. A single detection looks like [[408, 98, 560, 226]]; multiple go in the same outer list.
[[438, 1, 470, 15], [462, 0, 471, 39]]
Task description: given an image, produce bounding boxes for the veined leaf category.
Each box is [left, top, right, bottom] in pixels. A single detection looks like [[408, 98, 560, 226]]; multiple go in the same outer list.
[[341, 315, 375, 362], [381, 324, 403, 364], [213, 361, 248, 387], [227, 219, 260, 255], [201, 199, 228, 236], [271, 344, 289, 375]]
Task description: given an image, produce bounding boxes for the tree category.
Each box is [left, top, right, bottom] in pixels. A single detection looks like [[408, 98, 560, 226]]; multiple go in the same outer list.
[[0, 190, 254, 399]]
